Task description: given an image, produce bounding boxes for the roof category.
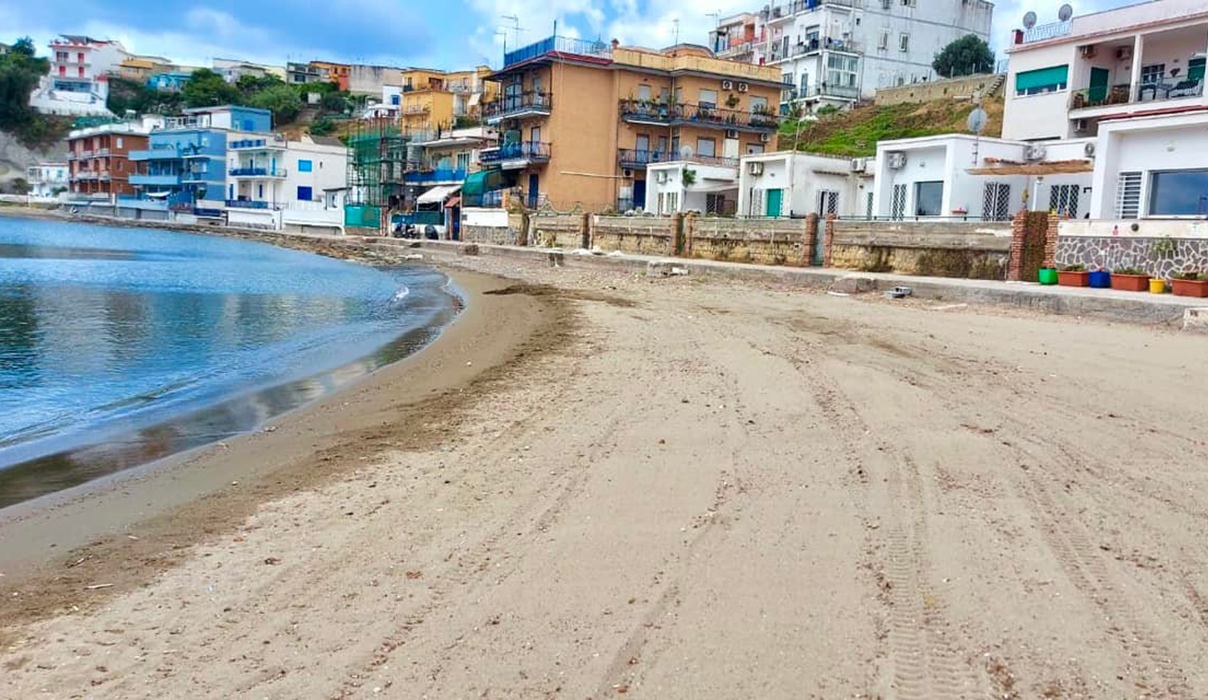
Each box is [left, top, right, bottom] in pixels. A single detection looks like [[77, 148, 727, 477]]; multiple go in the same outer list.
[[183, 105, 272, 115]]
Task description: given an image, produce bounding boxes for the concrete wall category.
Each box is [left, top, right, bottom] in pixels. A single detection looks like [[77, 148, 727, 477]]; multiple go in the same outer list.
[[830, 220, 1013, 279], [593, 215, 674, 256], [686, 216, 808, 265], [874, 73, 1004, 105]]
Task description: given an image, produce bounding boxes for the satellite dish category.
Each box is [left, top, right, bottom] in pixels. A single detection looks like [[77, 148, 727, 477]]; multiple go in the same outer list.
[[967, 106, 988, 135], [1058, 3, 1074, 21], [1022, 11, 1038, 29], [680, 145, 694, 159]]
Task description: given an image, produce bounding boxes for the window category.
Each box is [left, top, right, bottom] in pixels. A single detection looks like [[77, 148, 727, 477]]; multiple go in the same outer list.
[[749, 96, 768, 114], [826, 54, 859, 91], [257, 183, 264, 198], [866, 191, 874, 219], [1116, 172, 1142, 218], [800, 71, 810, 94], [116, 137, 123, 148], [1140, 63, 1166, 85], [635, 134, 650, 153], [1049, 184, 1080, 218], [746, 144, 764, 155], [899, 34, 910, 52], [391, 94, 400, 105], [878, 32, 889, 50], [706, 193, 728, 215], [697, 138, 716, 157], [914, 181, 943, 216], [637, 84, 652, 101], [297, 186, 313, 201], [783, 72, 793, 86], [983, 182, 1012, 221], [698, 89, 718, 108], [1148, 169, 1208, 216], [530, 126, 541, 143], [818, 190, 839, 216], [297, 159, 313, 172], [891, 184, 907, 219], [1015, 65, 1069, 95], [456, 152, 470, 171]]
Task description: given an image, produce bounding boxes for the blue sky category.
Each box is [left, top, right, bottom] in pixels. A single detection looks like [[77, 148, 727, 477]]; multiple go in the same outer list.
[[2, 0, 1138, 72]]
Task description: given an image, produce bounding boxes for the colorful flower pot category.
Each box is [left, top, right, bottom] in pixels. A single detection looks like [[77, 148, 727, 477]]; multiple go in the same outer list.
[[1111, 273, 1150, 292], [1148, 278, 1168, 294], [1172, 278, 1208, 298], [1058, 270, 1090, 287], [1038, 268, 1059, 285], [1088, 270, 1111, 288]]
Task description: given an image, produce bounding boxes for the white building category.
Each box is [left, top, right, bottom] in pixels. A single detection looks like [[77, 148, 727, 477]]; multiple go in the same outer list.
[[226, 134, 349, 234], [709, 12, 769, 66], [29, 35, 128, 116], [212, 58, 285, 83], [739, 150, 873, 218], [1003, 0, 1208, 219], [870, 134, 1095, 220], [761, 0, 994, 113], [25, 163, 69, 200], [645, 157, 742, 216]]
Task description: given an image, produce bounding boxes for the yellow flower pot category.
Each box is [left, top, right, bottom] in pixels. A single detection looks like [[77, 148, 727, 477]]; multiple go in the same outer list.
[[1149, 278, 1167, 294]]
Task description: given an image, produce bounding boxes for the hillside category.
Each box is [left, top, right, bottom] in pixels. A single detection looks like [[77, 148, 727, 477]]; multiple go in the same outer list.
[[779, 96, 1004, 158]]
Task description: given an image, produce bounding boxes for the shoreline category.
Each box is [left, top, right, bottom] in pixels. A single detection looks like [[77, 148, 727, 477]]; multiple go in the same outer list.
[[0, 256, 566, 631]]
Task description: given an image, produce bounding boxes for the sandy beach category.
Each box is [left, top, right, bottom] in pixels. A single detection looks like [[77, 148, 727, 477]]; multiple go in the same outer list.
[[3, 242, 1208, 698]]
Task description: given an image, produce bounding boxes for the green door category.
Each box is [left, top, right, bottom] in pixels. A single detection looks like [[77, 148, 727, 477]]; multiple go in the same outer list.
[[766, 188, 783, 218], [1190, 58, 1206, 83], [1089, 67, 1110, 104]]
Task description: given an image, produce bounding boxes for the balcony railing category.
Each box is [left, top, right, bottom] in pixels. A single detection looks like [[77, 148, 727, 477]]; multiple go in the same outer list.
[[503, 35, 612, 69], [618, 149, 670, 167], [781, 84, 861, 103], [770, 36, 860, 62], [1069, 75, 1206, 111], [229, 167, 288, 177], [483, 91, 552, 122], [479, 141, 552, 165], [226, 199, 278, 210], [229, 137, 285, 150], [404, 167, 468, 183], [129, 147, 182, 161], [768, 0, 856, 21], [1021, 20, 1072, 44], [130, 173, 183, 186], [618, 100, 779, 131]]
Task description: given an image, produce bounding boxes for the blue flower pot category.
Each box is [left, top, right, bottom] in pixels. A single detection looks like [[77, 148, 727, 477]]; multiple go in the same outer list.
[[1088, 270, 1111, 288]]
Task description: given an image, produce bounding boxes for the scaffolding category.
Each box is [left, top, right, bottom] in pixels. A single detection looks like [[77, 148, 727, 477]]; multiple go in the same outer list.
[[344, 118, 410, 232]]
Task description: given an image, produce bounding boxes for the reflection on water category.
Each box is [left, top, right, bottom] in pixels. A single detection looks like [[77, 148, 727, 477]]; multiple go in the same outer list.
[[0, 217, 459, 508]]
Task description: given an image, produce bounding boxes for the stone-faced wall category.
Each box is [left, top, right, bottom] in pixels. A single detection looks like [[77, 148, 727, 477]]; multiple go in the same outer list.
[[1056, 236, 1208, 279], [685, 216, 810, 266], [592, 215, 673, 256], [830, 221, 1013, 280], [532, 213, 586, 249]]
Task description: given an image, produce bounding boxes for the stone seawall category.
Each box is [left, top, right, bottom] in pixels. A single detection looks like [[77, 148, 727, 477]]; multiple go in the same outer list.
[[830, 221, 1013, 280]]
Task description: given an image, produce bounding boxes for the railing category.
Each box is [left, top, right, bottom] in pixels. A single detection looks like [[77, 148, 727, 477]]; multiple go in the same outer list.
[[129, 173, 182, 186], [483, 91, 552, 121], [79, 150, 93, 158], [1021, 20, 1072, 44], [128, 148, 180, 160], [782, 84, 861, 102], [768, 0, 855, 21], [401, 104, 430, 115], [618, 100, 779, 131], [479, 141, 552, 164], [771, 36, 859, 62], [229, 167, 287, 177], [1069, 75, 1205, 111], [95, 148, 110, 157], [225, 199, 278, 210], [503, 35, 611, 69], [229, 137, 285, 150], [618, 149, 670, 167], [404, 167, 468, 183]]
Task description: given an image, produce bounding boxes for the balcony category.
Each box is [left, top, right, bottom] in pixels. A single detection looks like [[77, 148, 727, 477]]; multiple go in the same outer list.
[[618, 149, 671, 168], [483, 91, 552, 123], [782, 83, 861, 104], [479, 141, 551, 168], [229, 167, 288, 178], [404, 167, 468, 184], [767, 0, 856, 23], [226, 199, 278, 210], [130, 173, 183, 187], [769, 36, 860, 63], [229, 137, 285, 150], [129, 148, 180, 161], [401, 104, 431, 115], [502, 35, 612, 70], [1069, 74, 1205, 113], [618, 100, 779, 133], [95, 148, 110, 157], [1020, 20, 1072, 44]]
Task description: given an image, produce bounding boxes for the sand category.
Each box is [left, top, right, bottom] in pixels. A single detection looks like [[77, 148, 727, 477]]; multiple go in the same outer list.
[[3, 246, 1208, 699]]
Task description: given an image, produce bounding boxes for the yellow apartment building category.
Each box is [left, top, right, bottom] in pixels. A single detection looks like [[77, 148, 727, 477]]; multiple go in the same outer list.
[[481, 37, 782, 211], [118, 55, 174, 82], [396, 66, 498, 134]]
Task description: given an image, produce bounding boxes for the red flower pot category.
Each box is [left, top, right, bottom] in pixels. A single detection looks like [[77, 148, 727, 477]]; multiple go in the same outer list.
[[1110, 273, 1150, 292], [1058, 270, 1090, 287], [1172, 278, 1208, 298]]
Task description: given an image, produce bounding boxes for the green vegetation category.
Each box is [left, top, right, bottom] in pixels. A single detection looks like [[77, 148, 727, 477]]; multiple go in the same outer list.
[[1113, 267, 1147, 276], [1061, 264, 1086, 272], [246, 83, 302, 124], [1174, 271, 1203, 281], [182, 68, 242, 108], [107, 76, 184, 116], [932, 35, 996, 79], [779, 98, 1004, 158], [309, 117, 335, 136], [0, 36, 70, 148]]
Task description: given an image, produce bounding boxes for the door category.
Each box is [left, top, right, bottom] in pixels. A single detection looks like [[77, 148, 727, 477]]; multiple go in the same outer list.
[[766, 188, 782, 217], [1089, 67, 1109, 104], [527, 173, 539, 209], [633, 179, 646, 209]]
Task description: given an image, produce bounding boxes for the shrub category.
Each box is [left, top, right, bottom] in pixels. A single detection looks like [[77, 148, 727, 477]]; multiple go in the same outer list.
[[1113, 266, 1147, 276], [1061, 264, 1085, 272]]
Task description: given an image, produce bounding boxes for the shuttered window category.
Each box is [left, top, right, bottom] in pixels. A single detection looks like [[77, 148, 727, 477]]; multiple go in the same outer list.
[[1116, 172, 1142, 219], [1015, 65, 1069, 95]]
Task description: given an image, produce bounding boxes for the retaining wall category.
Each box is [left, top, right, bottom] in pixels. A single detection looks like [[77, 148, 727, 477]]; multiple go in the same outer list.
[[830, 220, 1013, 279], [686, 217, 809, 266], [593, 215, 674, 256]]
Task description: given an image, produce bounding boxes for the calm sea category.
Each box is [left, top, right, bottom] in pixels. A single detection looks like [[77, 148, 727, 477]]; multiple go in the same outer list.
[[0, 217, 458, 507]]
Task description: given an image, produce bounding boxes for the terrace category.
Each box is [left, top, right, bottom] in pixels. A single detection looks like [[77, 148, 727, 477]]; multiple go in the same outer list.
[[404, 167, 468, 184], [229, 167, 287, 178], [618, 100, 779, 133], [501, 35, 612, 71], [483, 91, 552, 124], [479, 141, 551, 167], [229, 136, 286, 150], [618, 149, 738, 169]]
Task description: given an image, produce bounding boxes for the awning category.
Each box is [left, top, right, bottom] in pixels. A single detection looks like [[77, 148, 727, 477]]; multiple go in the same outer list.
[[416, 184, 461, 205], [966, 160, 1094, 175], [445, 195, 461, 208], [144, 191, 172, 198], [689, 182, 739, 194]]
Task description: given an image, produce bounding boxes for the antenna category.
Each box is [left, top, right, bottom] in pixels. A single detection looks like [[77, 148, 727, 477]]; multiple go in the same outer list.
[[1058, 4, 1074, 22], [501, 15, 524, 47], [673, 18, 681, 45], [707, 10, 721, 27], [1022, 11, 1038, 29]]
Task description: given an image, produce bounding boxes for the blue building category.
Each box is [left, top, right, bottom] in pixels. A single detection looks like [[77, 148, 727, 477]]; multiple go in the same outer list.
[[147, 73, 192, 92]]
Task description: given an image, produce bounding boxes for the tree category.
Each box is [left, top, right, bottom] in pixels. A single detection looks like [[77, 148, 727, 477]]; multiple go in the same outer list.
[[181, 68, 241, 108], [320, 91, 348, 114], [932, 35, 995, 79], [247, 84, 302, 125], [10, 177, 30, 195], [236, 73, 286, 96], [11, 36, 36, 57], [309, 117, 335, 136]]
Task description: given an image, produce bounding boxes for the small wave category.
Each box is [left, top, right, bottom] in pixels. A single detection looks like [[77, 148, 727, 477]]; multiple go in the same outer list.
[[390, 286, 411, 304]]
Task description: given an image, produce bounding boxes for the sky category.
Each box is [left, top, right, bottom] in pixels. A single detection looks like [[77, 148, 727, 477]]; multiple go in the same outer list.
[[2, 0, 1141, 72]]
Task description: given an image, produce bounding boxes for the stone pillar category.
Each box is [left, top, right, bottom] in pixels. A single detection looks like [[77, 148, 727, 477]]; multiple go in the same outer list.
[[1007, 209, 1029, 281], [822, 213, 836, 268], [1044, 213, 1064, 269], [803, 213, 819, 267]]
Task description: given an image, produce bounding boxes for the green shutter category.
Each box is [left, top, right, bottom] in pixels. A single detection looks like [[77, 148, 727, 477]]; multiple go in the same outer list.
[[1016, 65, 1069, 92], [1189, 58, 1205, 82]]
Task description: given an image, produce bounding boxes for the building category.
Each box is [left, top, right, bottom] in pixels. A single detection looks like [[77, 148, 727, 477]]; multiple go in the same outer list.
[[738, 150, 873, 218], [311, 61, 350, 91], [405, 126, 499, 237], [147, 73, 192, 92], [226, 134, 349, 233], [30, 35, 129, 116], [869, 134, 1094, 220], [118, 55, 174, 82], [25, 163, 69, 200], [287, 62, 328, 84], [65, 117, 160, 198], [129, 106, 273, 211], [366, 66, 496, 128], [349, 65, 403, 96], [1003, 0, 1208, 219], [481, 36, 782, 212], [756, 0, 993, 114], [0, 42, 10, 56], [708, 12, 769, 65], [644, 157, 745, 215], [213, 58, 285, 83]]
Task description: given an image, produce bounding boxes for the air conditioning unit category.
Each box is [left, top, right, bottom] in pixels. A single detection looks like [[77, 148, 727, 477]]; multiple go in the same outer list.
[[1116, 47, 1132, 61], [1079, 45, 1097, 59], [748, 161, 764, 175], [725, 129, 740, 139], [887, 152, 907, 169], [1025, 144, 1048, 161], [760, 133, 771, 143], [1073, 118, 1090, 132], [1083, 141, 1097, 157], [850, 157, 867, 173], [722, 79, 734, 90], [622, 168, 634, 178], [737, 82, 749, 92]]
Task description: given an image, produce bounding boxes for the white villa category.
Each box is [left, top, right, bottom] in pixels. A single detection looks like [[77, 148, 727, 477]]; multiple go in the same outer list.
[[226, 134, 349, 234]]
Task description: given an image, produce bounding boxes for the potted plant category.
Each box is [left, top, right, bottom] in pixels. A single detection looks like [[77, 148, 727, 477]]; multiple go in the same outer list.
[[1058, 264, 1090, 287], [1148, 277, 1168, 294], [1110, 266, 1150, 292], [1038, 267, 1058, 285], [1171, 271, 1208, 298], [1088, 267, 1111, 288]]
